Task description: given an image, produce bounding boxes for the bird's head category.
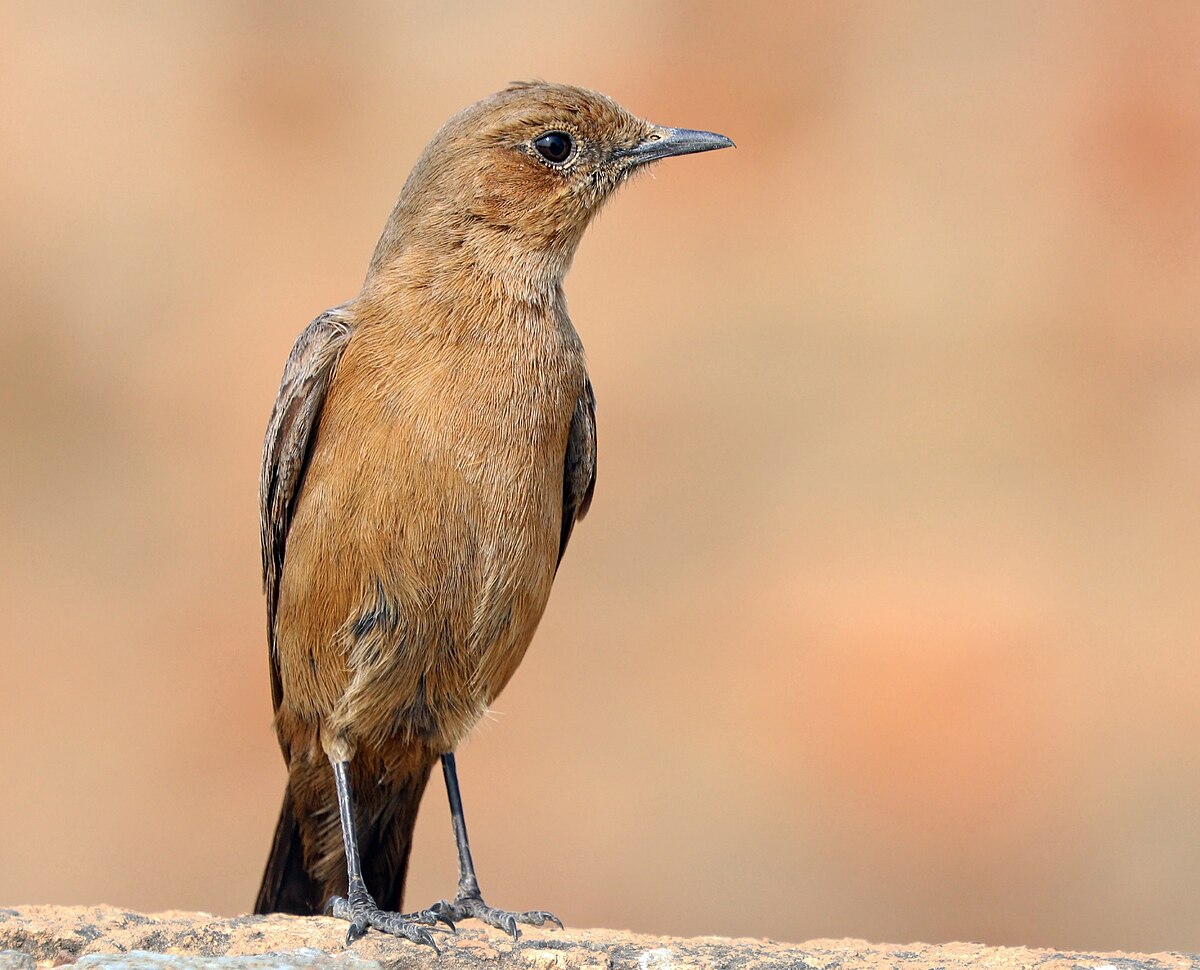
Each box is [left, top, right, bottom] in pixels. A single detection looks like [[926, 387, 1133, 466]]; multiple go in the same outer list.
[[366, 82, 733, 298]]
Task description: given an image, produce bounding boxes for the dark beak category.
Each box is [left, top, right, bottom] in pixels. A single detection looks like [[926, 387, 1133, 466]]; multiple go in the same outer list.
[[616, 126, 735, 166]]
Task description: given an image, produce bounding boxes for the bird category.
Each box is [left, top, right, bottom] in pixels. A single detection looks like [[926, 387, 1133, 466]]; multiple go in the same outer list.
[[253, 81, 732, 949]]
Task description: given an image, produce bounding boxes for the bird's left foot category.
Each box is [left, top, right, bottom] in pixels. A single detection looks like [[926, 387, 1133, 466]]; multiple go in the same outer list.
[[431, 893, 562, 940]]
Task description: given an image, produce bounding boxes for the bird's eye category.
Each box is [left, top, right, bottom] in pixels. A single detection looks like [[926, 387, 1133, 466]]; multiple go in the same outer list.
[[533, 131, 574, 164]]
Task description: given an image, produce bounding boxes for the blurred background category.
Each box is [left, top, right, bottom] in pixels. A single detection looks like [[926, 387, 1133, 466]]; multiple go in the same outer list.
[[2, 0, 1199, 956]]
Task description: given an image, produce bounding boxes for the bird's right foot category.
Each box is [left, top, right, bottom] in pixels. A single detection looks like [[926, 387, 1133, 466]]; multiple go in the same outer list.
[[326, 885, 453, 951]]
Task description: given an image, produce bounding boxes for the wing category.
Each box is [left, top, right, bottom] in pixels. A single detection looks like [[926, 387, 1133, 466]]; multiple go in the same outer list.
[[558, 378, 597, 567], [260, 305, 354, 711]]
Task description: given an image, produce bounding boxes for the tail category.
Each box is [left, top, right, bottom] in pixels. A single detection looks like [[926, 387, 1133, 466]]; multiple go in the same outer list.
[[254, 749, 439, 915], [254, 787, 324, 915]]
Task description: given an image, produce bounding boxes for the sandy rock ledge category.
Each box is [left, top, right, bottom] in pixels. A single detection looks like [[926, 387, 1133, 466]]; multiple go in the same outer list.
[[1, 906, 1197, 970]]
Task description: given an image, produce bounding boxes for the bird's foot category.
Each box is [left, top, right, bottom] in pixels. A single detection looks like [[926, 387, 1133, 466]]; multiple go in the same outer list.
[[431, 892, 562, 940], [326, 884, 454, 950]]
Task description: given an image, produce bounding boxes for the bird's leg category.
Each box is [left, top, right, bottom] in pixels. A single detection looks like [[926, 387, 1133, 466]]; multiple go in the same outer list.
[[324, 759, 452, 949], [429, 752, 563, 939]]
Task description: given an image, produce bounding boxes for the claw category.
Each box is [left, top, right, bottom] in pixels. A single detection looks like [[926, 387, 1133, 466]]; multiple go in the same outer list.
[[416, 929, 440, 955], [429, 901, 458, 933], [524, 911, 563, 930]]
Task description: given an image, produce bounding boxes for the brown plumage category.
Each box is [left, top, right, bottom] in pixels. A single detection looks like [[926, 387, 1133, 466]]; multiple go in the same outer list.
[[253, 81, 731, 947]]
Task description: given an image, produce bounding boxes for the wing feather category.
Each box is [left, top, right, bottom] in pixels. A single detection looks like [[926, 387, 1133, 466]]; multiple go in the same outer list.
[[558, 379, 597, 567], [260, 306, 353, 711]]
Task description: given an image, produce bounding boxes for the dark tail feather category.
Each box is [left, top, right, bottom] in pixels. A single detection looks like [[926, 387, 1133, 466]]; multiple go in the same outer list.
[[254, 787, 324, 915], [362, 751, 438, 911], [254, 749, 438, 915]]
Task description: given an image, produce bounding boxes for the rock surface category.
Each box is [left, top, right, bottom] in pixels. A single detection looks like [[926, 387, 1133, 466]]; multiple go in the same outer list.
[[1, 907, 1197, 970]]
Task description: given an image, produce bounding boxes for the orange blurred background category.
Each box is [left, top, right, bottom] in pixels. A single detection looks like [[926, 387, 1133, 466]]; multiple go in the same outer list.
[[2, 0, 1199, 955]]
